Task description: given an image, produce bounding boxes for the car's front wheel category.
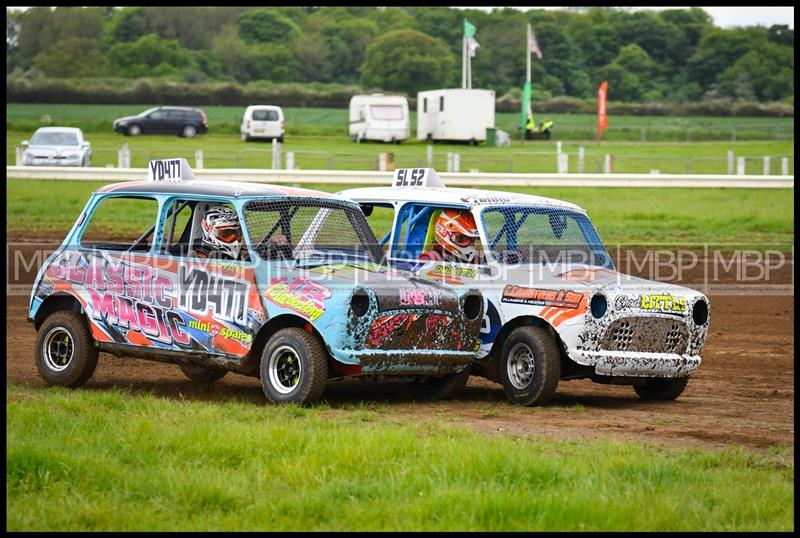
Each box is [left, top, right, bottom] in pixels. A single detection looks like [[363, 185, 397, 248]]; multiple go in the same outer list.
[[35, 311, 98, 388], [126, 124, 141, 136], [260, 328, 328, 404], [634, 377, 689, 401], [182, 125, 197, 138], [499, 326, 561, 406]]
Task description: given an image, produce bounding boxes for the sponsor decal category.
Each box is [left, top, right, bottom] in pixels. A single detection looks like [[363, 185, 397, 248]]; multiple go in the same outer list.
[[424, 264, 478, 285], [45, 251, 260, 353], [501, 285, 584, 309], [639, 294, 687, 313], [263, 276, 331, 321], [398, 287, 442, 306], [460, 194, 515, 205]]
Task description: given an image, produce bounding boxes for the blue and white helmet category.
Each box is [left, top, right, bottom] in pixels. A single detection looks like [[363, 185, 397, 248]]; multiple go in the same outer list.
[[200, 206, 242, 258]]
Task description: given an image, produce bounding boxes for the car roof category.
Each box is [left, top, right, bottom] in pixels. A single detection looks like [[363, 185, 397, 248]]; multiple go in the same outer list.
[[158, 106, 198, 111], [339, 186, 587, 213], [95, 180, 355, 202], [34, 127, 82, 133]]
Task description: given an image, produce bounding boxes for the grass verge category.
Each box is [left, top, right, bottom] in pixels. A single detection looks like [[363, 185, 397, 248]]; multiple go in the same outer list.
[[6, 384, 794, 531]]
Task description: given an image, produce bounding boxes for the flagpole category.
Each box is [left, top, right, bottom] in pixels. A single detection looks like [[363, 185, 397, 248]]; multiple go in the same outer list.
[[468, 46, 472, 89], [526, 23, 531, 84], [462, 37, 467, 89]]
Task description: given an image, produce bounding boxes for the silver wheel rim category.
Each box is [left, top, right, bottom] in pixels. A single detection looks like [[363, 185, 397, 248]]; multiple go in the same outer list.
[[129, 126, 140, 136], [184, 126, 195, 137], [42, 327, 74, 372], [268, 345, 302, 394], [507, 342, 535, 390]]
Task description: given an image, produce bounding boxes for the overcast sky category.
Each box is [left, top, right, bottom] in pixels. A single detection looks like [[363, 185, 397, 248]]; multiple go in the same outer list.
[[478, 6, 794, 29]]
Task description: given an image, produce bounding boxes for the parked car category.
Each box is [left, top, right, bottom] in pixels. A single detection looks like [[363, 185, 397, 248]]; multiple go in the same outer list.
[[240, 105, 284, 142], [339, 168, 711, 406], [21, 127, 91, 167], [28, 159, 484, 404], [113, 106, 208, 138]]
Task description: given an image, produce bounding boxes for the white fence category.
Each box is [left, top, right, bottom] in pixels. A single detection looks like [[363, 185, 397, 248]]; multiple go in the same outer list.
[[6, 165, 794, 188]]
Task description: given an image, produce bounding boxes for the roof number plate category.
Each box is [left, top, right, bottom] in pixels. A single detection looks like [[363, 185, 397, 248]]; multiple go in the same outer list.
[[392, 168, 445, 189], [148, 158, 195, 182]]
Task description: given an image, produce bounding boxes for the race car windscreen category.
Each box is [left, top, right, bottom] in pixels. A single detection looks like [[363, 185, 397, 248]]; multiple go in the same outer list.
[[480, 205, 613, 269], [243, 199, 383, 264]]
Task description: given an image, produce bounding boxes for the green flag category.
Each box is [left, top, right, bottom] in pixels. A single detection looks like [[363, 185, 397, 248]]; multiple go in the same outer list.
[[521, 80, 531, 137], [463, 19, 477, 38]]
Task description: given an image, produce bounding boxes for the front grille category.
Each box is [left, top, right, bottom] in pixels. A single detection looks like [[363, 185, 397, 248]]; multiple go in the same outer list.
[[600, 317, 689, 354]]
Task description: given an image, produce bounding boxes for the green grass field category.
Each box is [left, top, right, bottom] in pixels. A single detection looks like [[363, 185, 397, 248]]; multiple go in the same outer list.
[[6, 385, 793, 531], [7, 129, 795, 175], [6, 178, 794, 247], [6, 102, 795, 142]]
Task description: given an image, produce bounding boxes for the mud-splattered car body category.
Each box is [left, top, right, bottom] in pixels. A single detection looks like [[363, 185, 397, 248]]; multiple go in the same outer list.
[[27, 160, 483, 404], [339, 168, 711, 405]]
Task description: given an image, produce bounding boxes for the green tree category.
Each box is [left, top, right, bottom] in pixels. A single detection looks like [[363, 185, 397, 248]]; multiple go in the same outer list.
[[717, 42, 794, 101], [686, 28, 752, 89], [597, 62, 643, 101], [238, 8, 299, 44], [107, 33, 192, 78], [360, 29, 455, 94], [33, 37, 108, 77]]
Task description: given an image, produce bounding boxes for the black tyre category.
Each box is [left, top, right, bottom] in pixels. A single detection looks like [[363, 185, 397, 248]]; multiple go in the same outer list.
[[179, 364, 228, 383], [182, 125, 197, 138], [409, 366, 470, 401], [260, 328, 328, 404], [127, 124, 141, 136], [634, 377, 689, 401], [545, 129, 553, 140], [277, 135, 284, 143], [499, 326, 561, 406], [35, 311, 98, 388]]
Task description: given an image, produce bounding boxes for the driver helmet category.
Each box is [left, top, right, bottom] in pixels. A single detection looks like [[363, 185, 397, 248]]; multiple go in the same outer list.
[[433, 209, 480, 263], [200, 205, 242, 259]]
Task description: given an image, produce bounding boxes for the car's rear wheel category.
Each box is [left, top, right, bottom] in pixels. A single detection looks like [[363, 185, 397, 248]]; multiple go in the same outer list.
[[182, 125, 197, 138], [35, 311, 98, 388], [634, 377, 689, 401], [179, 364, 228, 383], [260, 328, 328, 404], [127, 124, 141, 136], [499, 326, 561, 406], [277, 135, 284, 143]]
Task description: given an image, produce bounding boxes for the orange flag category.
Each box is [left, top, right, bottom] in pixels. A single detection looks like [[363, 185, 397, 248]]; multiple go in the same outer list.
[[597, 80, 608, 143]]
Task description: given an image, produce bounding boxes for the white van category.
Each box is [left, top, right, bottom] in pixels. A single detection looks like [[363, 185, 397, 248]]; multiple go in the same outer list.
[[349, 94, 410, 143], [241, 105, 284, 142]]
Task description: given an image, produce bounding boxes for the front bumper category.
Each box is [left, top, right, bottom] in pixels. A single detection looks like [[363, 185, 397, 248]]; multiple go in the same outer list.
[[331, 348, 476, 375], [571, 349, 702, 378]]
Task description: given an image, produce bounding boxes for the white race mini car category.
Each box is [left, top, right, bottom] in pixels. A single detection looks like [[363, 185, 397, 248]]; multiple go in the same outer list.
[[339, 168, 711, 405]]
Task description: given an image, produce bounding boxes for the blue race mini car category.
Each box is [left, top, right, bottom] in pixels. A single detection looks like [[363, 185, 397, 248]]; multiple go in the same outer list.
[[28, 159, 483, 404]]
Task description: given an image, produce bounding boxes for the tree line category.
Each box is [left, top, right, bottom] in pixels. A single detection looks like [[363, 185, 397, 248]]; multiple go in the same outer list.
[[6, 6, 795, 104]]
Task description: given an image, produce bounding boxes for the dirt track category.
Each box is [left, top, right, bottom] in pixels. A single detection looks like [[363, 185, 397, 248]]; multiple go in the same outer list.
[[7, 289, 793, 453]]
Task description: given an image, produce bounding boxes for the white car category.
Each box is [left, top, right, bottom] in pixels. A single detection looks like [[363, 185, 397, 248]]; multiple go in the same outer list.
[[22, 127, 91, 167], [339, 168, 711, 406], [241, 105, 284, 142]]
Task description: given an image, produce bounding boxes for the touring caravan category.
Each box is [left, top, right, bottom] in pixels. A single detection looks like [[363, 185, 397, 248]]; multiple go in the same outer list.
[[348, 94, 410, 143], [416, 89, 495, 144]]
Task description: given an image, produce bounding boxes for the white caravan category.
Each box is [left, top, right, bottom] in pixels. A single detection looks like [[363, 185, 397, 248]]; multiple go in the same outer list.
[[416, 88, 495, 144], [348, 94, 410, 143]]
